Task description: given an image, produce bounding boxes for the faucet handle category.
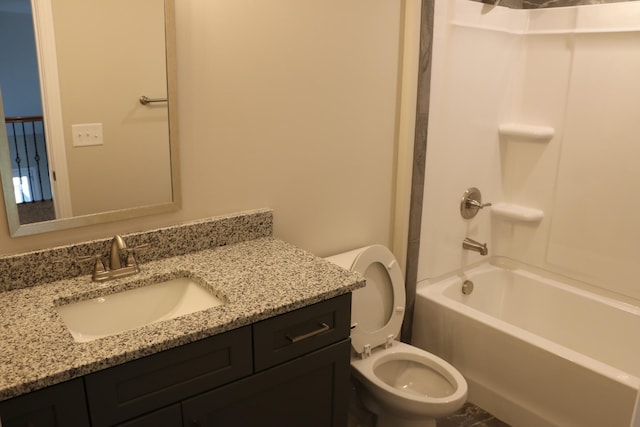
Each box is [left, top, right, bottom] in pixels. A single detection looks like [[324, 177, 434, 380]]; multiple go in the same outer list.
[[466, 199, 492, 209], [77, 254, 107, 279], [460, 187, 492, 219], [122, 244, 150, 267]]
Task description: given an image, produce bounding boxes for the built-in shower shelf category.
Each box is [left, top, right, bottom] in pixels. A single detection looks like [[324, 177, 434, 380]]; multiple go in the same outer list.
[[491, 203, 544, 223], [498, 123, 554, 141]]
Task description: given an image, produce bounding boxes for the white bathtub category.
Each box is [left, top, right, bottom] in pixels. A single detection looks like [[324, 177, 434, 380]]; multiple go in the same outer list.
[[412, 262, 640, 427]]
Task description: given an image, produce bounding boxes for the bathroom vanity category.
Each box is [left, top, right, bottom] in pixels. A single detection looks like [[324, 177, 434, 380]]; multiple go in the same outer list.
[[0, 295, 351, 427], [0, 210, 364, 427]]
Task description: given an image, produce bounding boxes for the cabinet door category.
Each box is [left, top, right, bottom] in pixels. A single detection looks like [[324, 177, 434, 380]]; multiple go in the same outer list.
[[183, 339, 350, 427], [116, 404, 182, 427], [0, 379, 89, 427], [85, 326, 252, 427]]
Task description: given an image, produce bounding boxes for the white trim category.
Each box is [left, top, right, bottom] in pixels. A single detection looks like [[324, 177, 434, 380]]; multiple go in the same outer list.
[[392, 0, 422, 272], [31, 0, 73, 218]]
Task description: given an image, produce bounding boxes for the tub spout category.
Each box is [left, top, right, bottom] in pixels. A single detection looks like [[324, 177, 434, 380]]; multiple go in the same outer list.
[[463, 237, 488, 256]]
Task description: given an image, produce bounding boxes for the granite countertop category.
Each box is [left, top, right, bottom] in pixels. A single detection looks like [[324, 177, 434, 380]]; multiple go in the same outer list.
[[0, 237, 364, 401]]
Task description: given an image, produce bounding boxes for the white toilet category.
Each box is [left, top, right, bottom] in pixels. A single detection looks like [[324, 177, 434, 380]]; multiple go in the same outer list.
[[326, 245, 467, 427]]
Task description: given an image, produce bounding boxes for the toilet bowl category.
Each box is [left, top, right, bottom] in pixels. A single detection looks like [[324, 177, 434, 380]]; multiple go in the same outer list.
[[326, 245, 467, 427]]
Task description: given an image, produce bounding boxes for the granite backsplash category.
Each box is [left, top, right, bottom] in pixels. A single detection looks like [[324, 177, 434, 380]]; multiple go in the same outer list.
[[0, 208, 273, 292]]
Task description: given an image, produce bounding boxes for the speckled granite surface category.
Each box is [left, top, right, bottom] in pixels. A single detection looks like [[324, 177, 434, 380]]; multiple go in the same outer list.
[[0, 210, 364, 401], [0, 208, 273, 292]]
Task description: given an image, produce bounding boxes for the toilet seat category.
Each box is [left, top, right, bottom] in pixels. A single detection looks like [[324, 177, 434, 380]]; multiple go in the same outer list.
[[348, 245, 405, 356]]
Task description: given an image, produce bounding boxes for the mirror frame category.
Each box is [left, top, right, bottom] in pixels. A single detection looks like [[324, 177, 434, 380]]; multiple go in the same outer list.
[[0, 0, 180, 237]]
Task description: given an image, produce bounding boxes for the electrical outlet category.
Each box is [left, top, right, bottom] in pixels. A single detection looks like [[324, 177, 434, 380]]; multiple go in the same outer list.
[[72, 123, 104, 147]]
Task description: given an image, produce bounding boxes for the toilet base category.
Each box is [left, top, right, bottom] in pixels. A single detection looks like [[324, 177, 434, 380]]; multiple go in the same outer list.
[[355, 379, 437, 427], [348, 380, 376, 427]]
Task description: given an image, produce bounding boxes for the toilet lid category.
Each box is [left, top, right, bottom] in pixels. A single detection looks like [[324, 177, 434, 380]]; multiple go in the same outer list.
[[350, 245, 405, 355]]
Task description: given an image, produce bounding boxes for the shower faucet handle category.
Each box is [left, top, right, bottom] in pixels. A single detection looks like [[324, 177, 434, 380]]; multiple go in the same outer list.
[[465, 199, 492, 209], [460, 187, 492, 219]]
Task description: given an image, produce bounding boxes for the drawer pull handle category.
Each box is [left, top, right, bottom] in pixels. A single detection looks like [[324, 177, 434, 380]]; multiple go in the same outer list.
[[286, 322, 330, 343]]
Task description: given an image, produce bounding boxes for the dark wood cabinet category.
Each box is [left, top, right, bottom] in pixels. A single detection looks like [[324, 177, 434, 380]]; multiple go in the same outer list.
[[0, 294, 351, 427], [116, 404, 182, 427], [183, 339, 350, 427], [0, 379, 89, 427], [85, 326, 252, 427]]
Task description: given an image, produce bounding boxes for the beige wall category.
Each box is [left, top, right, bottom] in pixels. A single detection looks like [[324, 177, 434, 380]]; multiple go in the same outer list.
[[0, 0, 407, 258], [53, 0, 171, 215]]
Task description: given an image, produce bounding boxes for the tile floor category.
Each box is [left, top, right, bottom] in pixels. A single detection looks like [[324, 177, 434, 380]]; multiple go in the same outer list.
[[349, 398, 510, 427], [437, 403, 511, 427]]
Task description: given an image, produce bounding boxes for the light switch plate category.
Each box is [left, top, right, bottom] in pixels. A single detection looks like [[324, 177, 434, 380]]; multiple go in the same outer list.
[[72, 123, 103, 147]]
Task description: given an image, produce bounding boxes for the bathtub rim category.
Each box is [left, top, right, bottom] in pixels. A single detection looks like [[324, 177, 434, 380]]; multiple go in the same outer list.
[[419, 256, 640, 314], [415, 260, 640, 391], [424, 255, 640, 310]]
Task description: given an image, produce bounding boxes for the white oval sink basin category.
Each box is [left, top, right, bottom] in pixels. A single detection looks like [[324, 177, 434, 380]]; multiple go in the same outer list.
[[55, 277, 224, 342]]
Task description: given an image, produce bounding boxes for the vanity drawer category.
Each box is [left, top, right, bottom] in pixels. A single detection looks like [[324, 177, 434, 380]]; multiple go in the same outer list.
[[252, 293, 351, 371], [85, 326, 252, 427]]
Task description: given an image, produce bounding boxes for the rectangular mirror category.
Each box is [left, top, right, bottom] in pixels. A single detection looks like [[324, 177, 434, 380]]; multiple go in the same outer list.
[[0, 0, 179, 237]]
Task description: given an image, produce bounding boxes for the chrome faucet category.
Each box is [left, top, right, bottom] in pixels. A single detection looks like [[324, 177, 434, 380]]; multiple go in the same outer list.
[[79, 235, 148, 282], [463, 237, 488, 256], [109, 234, 128, 270]]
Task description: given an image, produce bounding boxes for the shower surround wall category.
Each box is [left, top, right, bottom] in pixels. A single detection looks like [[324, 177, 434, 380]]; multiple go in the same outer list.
[[419, 0, 640, 304]]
